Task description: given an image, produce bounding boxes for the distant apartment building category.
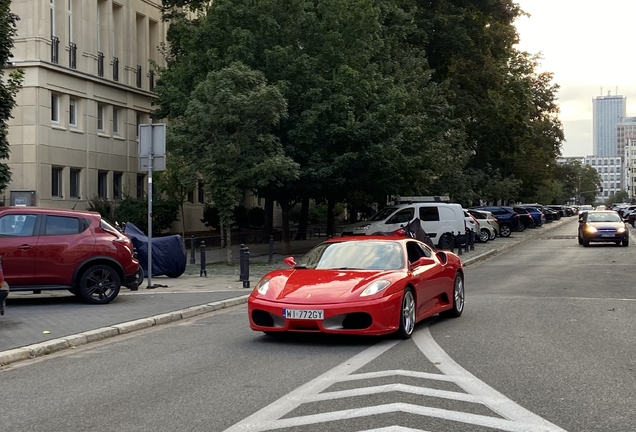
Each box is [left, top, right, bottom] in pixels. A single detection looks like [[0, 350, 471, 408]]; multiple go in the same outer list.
[[593, 93, 626, 157], [624, 139, 636, 200], [584, 156, 623, 203], [616, 116, 636, 162], [3, 0, 209, 231]]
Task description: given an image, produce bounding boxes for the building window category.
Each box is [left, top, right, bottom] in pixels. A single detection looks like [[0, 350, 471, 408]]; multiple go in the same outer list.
[[51, 93, 59, 123], [112, 107, 119, 134], [197, 180, 205, 203], [136, 174, 145, 198], [70, 168, 80, 198], [69, 98, 76, 126], [113, 172, 122, 199], [98, 171, 108, 198], [67, 0, 73, 42], [50, 0, 55, 37], [187, 190, 194, 203], [52, 167, 63, 197], [97, 103, 104, 131]]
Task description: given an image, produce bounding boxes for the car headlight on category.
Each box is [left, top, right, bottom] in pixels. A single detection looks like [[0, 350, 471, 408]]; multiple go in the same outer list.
[[255, 278, 271, 295], [617, 226, 626, 233], [360, 280, 391, 297], [586, 226, 598, 233], [354, 224, 371, 231]]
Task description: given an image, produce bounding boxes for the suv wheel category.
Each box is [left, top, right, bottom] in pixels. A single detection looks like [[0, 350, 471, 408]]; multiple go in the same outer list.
[[79, 264, 121, 304], [499, 224, 512, 237]]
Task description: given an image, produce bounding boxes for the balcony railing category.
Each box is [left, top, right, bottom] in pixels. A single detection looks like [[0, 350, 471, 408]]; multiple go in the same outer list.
[[97, 52, 104, 77], [149, 70, 155, 92], [136, 65, 142, 88], [51, 36, 59, 63], [69, 42, 77, 69], [113, 57, 119, 81]]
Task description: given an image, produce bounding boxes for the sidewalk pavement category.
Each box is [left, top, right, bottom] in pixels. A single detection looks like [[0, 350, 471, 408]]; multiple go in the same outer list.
[[0, 217, 577, 367]]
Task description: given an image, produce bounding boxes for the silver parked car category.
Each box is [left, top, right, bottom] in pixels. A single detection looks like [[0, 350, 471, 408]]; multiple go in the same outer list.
[[467, 209, 499, 241]]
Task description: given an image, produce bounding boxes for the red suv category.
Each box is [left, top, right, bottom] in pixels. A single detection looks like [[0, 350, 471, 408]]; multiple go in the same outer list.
[[1, 256, 8, 315], [0, 207, 140, 304]]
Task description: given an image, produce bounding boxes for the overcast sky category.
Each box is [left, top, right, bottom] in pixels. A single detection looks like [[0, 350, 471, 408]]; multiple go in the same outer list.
[[514, 0, 636, 157]]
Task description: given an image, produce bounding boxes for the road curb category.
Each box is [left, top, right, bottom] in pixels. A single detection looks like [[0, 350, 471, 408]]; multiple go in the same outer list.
[[0, 295, 249, 368]]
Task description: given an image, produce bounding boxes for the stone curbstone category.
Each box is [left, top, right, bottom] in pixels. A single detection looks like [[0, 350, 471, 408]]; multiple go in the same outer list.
[[0, 348, 30, 366], [26, 338, 70, 358], [180, 304, 217, 319], [64, 334, 88, 348], [153, 311, 183, 325], [113, 318, 156, 335], [81, 327, 119, 343]]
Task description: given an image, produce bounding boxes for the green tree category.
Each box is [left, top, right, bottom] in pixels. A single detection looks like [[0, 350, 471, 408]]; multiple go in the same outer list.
[[168, 62, 299, 264], [154, 152, 197, 238], [0, 1, 23, 193]]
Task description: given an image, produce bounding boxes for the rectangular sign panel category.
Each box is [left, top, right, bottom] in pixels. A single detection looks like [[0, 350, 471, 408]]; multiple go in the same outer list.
[[138, 123, 166, 157], [138, 155, 166, 172]]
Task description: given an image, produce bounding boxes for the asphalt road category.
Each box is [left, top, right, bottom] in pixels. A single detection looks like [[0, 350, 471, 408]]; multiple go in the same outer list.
[[1, 218, 635, 432]]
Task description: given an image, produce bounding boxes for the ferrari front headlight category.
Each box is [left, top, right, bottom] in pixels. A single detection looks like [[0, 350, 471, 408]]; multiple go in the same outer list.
[[360, 280, 391, 297], [255, 278, 271, 295]]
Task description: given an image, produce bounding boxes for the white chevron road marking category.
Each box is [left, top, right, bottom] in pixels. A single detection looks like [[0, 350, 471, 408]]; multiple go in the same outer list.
[[225, 327, 567, 432]]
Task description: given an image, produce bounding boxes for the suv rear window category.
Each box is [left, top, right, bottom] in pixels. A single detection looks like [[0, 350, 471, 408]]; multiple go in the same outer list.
[[44, 216, 81, 235]]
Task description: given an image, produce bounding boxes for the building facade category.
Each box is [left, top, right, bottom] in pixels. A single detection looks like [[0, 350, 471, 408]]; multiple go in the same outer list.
[[616, 116, 636, 163], [3, 0, 210, 231], [583, 155, 623, 203], [624, 139, 636, 201], [593, 93, 626, 158]]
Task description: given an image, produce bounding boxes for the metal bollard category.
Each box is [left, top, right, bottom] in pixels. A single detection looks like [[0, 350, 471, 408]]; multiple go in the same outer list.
[[470, 230, 475, 251], [200, 241, 207, 277], [455, 233, 462, 255], [464, 231, 469, 253], [239, 244, 246, 281], [242, 246, 250, 288], [268, 235, 274, 264], [190, 235, 196, 264]]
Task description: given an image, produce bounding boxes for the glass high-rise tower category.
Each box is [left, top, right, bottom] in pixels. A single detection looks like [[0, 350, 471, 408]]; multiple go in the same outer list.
[[593, 93, 626, 157]]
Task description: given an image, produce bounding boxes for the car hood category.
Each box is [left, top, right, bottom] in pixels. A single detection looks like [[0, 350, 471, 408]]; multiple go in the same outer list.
[[264, 269, 400, 305], [587, 222, 625, 230]]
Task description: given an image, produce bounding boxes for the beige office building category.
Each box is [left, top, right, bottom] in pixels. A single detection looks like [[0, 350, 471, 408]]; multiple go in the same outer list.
[[3, 0, 208, 231]]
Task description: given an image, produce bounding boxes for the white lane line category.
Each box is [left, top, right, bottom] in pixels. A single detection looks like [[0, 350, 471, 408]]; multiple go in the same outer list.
[[413, 328, 567, 432], [304, 383, 480, 404], [357, 427, 430, 432], [238, 402, 552, 432], [224, 339, 400, 432], [339, 369, 456, 383]]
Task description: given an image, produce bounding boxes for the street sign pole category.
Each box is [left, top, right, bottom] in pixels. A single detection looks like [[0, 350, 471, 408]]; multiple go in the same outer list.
[[148, 134, 153, 289], [139, 123, 166, 290]]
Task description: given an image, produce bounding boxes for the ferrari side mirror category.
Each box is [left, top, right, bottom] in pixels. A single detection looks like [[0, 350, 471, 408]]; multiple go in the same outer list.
[[283, 257, 296, 267]]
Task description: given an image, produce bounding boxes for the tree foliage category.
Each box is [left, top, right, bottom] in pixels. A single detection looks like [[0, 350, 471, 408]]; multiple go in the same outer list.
[[155, 0, 565, 238], [0, 0, 23, 193]]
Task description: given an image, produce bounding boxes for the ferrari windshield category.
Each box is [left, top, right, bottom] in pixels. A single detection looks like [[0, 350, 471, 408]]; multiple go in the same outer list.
[[296, 241, 405, 270]]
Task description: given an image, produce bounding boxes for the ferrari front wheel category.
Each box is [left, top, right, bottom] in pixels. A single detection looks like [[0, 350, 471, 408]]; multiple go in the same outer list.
[[396, 288, 416, 339], [441, 273, 464, 319]]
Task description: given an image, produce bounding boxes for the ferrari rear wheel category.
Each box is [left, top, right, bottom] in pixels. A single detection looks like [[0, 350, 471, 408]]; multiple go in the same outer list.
[[396, 288, 416, 339], [441, 273, 464, 319]]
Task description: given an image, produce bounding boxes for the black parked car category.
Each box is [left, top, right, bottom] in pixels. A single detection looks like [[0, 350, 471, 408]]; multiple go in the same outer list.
[[578, 210, 628, 247], [471, 206, 523, 237]]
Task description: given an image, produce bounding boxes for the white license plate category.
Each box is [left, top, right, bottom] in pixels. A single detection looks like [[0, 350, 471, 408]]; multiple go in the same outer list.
[[283, 309, 324, 320], [601, 234, 615, 237]]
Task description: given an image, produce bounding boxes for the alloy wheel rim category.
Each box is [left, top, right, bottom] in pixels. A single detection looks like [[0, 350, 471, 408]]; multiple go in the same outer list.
[[455, 278, 465, 312], [402, 291, 415, 334], [86, 269, 116, 300], [480, 230, 489, 242]]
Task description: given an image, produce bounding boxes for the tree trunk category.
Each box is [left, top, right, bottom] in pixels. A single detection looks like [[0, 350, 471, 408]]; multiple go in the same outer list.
[[180, 202, 186, 239], [226, 224, 233, 265], [295, 196, 309, 240], [281, 203, 292, 255], [327, 198, 335, 237], [262, 196, 274, 243]]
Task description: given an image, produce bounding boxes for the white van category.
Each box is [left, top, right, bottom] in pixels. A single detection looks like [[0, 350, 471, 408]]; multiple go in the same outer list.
[[340, 202, 467, 249]]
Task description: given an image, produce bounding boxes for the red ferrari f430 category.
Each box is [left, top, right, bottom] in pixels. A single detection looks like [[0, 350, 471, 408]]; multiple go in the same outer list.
[[248, 235, 464, 339]]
